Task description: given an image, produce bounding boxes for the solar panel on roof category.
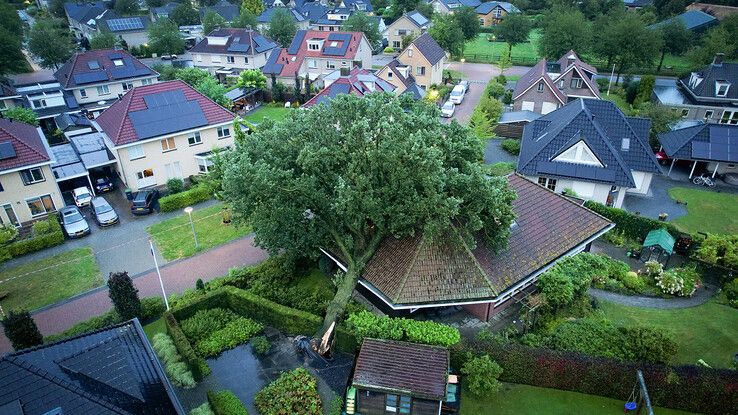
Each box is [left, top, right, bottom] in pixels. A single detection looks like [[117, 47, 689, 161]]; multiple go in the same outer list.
[[87, 60, 100, 70], [111, 66, 152, 80], [108, 53, 124, 59], [227, 42, 251, 53], [129, 100, 208, 139], [0, 142, 16, 160], [288, 30, 307, 54], [143, 90, 187, 108], [106, 17, 144, 32], [73, 71, 109, 85], [327, 33, 352, 42]]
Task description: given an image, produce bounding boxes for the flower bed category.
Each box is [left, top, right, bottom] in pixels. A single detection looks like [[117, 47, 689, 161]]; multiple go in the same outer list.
[[254, 368, 322, 415]]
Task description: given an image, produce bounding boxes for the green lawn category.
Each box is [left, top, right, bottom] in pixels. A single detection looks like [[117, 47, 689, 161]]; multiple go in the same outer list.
[[0, 247, 102, 312], [599, 299, 738, 368], [602, 92, 631, 114], [461, 383, 696, 415], [668, 187, 738, 234], [242, 106, 292, 124], [143, 317, 166, 342], [294, 268, 335, 302], [147, 204, 252, 261], [464, 30, 542, 65]]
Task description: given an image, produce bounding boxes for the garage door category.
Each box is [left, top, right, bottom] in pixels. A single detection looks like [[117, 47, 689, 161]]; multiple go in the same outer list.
[[542, 102, 558, 114], [521, 101, 534, 111]]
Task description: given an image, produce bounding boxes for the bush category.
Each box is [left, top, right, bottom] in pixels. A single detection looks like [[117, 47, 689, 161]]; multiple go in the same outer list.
[[194, 316, 263, 357], [460, 354, 503, 397], [346, 311, 460, 347], [548, 319, 625, 359], [159, 185, 212, 212], [2, 310, 43, 350], [484, 161, 516, 176], [0, 224, 18, 244], [583, 201, 682, 241], [622, 271, 645, 292], [724, 278, 738, 302], [485, 82, 506, 99], [165, 313, 211, 380], [152, 333, 196, 388], [251, 336, 270, 355], [537, 270, 574, 309], [696, 234, 738, 270], [31, 220, 52, 236], [180, 308, 237, 342], [167, 178, 185, 194], [383, 46, 394, 53], [191, 403, 215, 415], [108, 271, 141, 321], [207, 390, 248, 415], [655, 269, 683, 295], [620, 326, 677, 365], [595, 77, 609, 91], [0, 215, 64, 262], [329, 396, 343, 415], [501, 139, 520, 155], [254, 368, 322, 415]]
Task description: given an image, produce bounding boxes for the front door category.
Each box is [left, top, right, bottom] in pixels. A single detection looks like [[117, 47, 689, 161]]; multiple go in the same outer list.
[[3, 204, 19, 227]]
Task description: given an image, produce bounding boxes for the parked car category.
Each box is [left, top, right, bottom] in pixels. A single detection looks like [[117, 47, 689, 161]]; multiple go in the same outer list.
[[459, 80, 469, 93], [130, 189, 160, 215], [59, 206, 90, 238], [441, 101, 456, 118], [90, 196, 119, 226], [72, 187, 92, 207], [449, 85, 466, 104], [94, 176, 114, 193]]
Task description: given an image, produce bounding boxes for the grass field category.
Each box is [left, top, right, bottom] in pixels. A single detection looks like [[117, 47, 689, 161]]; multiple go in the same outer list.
[[148, 204, 251, 261], [461, 383, 696, 415], [242, 106, 292, 124], [0, 247, 102, 312], [668, 187, 738, 234], [143, 317, 166, 341], [599, 299, 738, 368]]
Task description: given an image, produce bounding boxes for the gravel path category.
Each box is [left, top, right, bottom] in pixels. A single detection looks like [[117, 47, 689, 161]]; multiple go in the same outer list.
[[589, 282, 718, 309]]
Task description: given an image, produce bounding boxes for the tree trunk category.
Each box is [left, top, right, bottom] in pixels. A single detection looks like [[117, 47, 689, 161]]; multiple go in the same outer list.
[[319, 264, 362, 336], [657, 50, 666, 73]]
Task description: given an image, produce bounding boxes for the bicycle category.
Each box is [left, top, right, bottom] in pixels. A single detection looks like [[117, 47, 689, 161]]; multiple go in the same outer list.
[[692, 174, 716, 187]]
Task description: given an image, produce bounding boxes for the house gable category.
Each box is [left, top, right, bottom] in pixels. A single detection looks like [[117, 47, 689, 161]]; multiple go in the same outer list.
[[552, 139, 604, 167]]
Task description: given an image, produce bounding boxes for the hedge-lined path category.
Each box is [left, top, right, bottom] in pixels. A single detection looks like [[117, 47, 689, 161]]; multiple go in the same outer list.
[[0, 234, 268, 354], [589, 282, 718, 309]]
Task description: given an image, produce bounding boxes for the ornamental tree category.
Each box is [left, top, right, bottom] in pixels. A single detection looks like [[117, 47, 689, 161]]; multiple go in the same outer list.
[[28, 19, 76, 69], [237, 69, 267, 89], [342, 12, 382, 50], [2, 310, 44, 350], [202, 10, 227, 36], [108, 271, 142, 321], [242, 0, 265, 16], [267, 8, 297, 47], [148, 18, 186, 55], [221, 94, 516, 334], [495, 13, 531, 53], [90, 32, 118, 49]]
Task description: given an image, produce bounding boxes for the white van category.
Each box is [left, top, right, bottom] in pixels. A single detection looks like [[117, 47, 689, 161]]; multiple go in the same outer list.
[[449, 85, 466, 104]]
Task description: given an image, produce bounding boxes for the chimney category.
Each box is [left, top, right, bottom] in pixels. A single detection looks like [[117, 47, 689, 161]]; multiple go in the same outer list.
[[713, 53, 724, 66]]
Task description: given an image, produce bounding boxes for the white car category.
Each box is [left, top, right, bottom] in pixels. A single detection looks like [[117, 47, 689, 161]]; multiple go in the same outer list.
[[459, 80, 469, 93], [449, 85, 466, 104], [73, 187, 93, 207], [441, 101, 456, 118]]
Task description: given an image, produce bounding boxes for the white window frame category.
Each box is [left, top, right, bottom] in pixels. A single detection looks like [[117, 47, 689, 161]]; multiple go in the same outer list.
[[20, 167, 45, 185], [392, 40, 401, 48], [128, 144, 145, 160], [2, 203, 20, 227], [112, 58, 124, 66], [570, 77, 583, 89], [217, 126, 230, 139], [537, 81, 544, 92], [308, 59, 317, 69], [416, 66, 425, 76], [537, 176, 557, 191], [79, 88, 87, 98], [704, 110, 713, 121], [122, 82, 134, 91], [720, 110, 738, 125], [715, 81, 730, 97], [160, 137, 176, 152], [96, 84, 110, 95], [141, 78, 154, 86], [188, 131, 202, 146], [26, 194, 55, 218], [227, 56, 235, 63]]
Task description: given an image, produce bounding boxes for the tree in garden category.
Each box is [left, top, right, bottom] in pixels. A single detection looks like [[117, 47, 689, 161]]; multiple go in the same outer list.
[[592, 12, 662, 83], [342, 12, 382, 50], [114, 0, 139, 15], [0, 29, 27, 75], [242, 0, 265, 16], [148, 18, 186, 55], [267, 8, 297, 47], [28, 19, 76, 69], [195, 77, 232, 107], [468, 106, 494, 139], [538, 6, 591, 59], [169, 3, 200, 26], [0, 0, 24, 39], [202, 10, 227, 35], [90, 32, 118, 49], [232, 9, 258, 29], [237, 69, 267, 89], [537, 268, 575, 309], [460, 355, 503, 397], [175, 67, 211, 86], [656, 19, 690, 72], [497, 47, 511, 75], [4, 107, 39, 126], [107, 271, 142, 321], [49, 0, 67, 18], [428, 14, 466, 58], [495, 13, 531, 54], [686, 15, 738, 65], [415, 1, 434, 20], [2, 310, 44, 350], [220, 94, 516, 334], [452, 6, 480, 41], [638, 104, 680, 150]]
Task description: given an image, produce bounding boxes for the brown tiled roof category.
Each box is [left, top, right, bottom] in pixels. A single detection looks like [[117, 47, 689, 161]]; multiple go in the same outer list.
[[352, 338, 449, 400], [360, 173, 613, 306], [0, 119, 50, 172]]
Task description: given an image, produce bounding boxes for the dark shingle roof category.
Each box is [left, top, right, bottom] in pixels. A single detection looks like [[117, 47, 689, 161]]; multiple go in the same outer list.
[[659, 123, 738, 163], [190, 28, 278, 55], [680, 61, 738, 101], [353, 339, 448, 400], [54, 49, 157, 89], [512, 58, 566, 103], [0, 319, 184, 415], [200, 0, 240, 21], [475, 1, 520, 15], [0, 119, 50, 172], [298, 3, 329, 21], [303, 68, 394, 107], [410, 33, 446, 65], [257, 6, 307, 23], [63, 1, 107, 23]]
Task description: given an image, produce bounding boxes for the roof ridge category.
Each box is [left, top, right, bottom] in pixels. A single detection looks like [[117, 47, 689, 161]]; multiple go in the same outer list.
[[449, 224, 497, 295], [392, 233, 427, 302], [581, 103, 636, 186], [0, 123, 49, 162]]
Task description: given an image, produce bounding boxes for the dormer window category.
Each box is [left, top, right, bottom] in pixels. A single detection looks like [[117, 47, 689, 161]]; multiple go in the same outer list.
[[689, 72, 703, 89], [307, 39, 324, 50], [716, 81, 730, 97], [570, 77, 583, 89], [621, 138, 630, 151]]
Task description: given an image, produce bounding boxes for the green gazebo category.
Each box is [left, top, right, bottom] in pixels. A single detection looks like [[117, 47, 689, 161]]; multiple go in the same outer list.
[[641, 228, 676, 264]]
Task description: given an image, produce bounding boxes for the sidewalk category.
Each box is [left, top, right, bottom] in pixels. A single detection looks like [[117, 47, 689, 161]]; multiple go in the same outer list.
[[0, 235, 268, 354]]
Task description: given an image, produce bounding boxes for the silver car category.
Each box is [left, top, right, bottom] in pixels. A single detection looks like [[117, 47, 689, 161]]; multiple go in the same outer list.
[[90, 196, 119, 227], [60, 206, 90, 238]]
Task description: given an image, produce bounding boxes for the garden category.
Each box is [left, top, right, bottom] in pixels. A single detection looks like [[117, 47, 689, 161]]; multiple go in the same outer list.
[[668, 187, 738, 235], [242, 105, 292, 125]]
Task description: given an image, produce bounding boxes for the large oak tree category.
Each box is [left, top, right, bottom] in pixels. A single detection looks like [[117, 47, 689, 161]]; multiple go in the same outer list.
[[221, 94, 516, 333]]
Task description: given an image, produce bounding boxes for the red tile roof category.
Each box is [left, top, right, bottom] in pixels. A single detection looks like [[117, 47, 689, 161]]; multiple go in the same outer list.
[[96, 80, 235, 146], [263, 30, 366, 77], [0, 119, 50, 172], [54, 49, 157, 89]]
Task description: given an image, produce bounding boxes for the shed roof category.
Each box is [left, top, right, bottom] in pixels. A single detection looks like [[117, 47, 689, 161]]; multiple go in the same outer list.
[[659, 123, 738, 163], [643, 228, 675, 254]]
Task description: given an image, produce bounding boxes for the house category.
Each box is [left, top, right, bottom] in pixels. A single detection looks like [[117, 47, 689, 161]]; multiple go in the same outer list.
[[474, 1, 520, 27], [298, 2, 330, 23], [262, 30, 373, 91], [191, 28, 279, 80], [302, 67, 394, 107], [54, 49, 159, 115], [200, 0, 241, 23], [658, 123, 738, 178], [310, 8, 385, 33], [518, 99, 662, 208], [150, 2, 179, 20], [623, 0, 653, 10], [63, 2, 151, 47], [2, 70, 80, 134], [98, 15, 151, 48], [391, 32, 446, 90], [513, 50, 600, 114], [63, 1, 109, 40], [257, 7, 310, 32], [430, 0, 481, 15], [375, 59, 426, 99], [686, 3, 738, 20], [94, 80, 235, 190], [0, 319, 185, 414], [341, 0, 374, 14], [349, 338, 451, 415], [323, 173, 613, 321], [654, 54, 738, 125], [0, 118, 63, 227], [382, 11, 430, 50], [647, 10, 719, 33]]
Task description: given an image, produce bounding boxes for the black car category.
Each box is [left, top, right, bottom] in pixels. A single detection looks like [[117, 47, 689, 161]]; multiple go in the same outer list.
[[130, 189, 160, 215], [94, 176, 114, 193]]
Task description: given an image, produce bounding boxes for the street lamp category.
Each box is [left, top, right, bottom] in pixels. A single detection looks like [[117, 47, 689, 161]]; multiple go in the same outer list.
[[184, 206, 199, 250], [460, 58, 466, 79]]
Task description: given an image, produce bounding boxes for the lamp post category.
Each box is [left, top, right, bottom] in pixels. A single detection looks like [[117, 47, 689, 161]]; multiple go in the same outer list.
[[184, 206, 198, 250], [460, 58, 466, 80]]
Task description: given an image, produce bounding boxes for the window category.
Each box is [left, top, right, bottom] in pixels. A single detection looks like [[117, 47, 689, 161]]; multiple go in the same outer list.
[[570, 77, 583, 89], [397, 29, 408, 36], [136, 168, 155, 187], [327, 61, 336, 69], [385, 394, 398, 413], [188, 132, 202, 146], [217, 126, 230, 138], [96, 85, 110, 95], [26, 194, 55, 217], [128, 144, 145, 160], [112, 58, 124, 66], [407, 49, 413, 57], [681, 108, 690, 118], [720, 110, 738, 125], [160, 137, 176, 152], [387, 71, 393, 79], [392, 40, 401, 48], [2, 204, 19, 227], [537, 176, 557, 191], [704, 110, 714, 121], [20, 168, 45, 185], [716, 81, 730, 97], [141, 78, 153, 86], [32, 99, 47, 109], [621, 137, 630, 151], [80, 89, 87, 98], [493, 8, 502, 17], [399, 396, 411, 414], [342, 61, 347, 67], [416, 66, 425, 76], [308, 40, 321, 50], [537, 81, 544, 92], [227, 56, 235, 63], [479, 18, 484, 24], [308, 59, 317, 69], [197, 157, 214, 173], [0, 180, 3, 191], [165, 161, 182, 179], [244, 56, 249, 64], [122, 82, 134, 91]]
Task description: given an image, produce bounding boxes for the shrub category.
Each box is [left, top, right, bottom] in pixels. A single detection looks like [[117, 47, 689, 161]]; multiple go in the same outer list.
[[537, 270, 574, 309], [254, 368, 322, 415], [165, 313, 211, 380], [207, 390, 248, 415], [196, 278, 206, 291], [159, 185, 212, 212], [383, 46, 394, 53], [595, 77, 610, 91], [167, 178, 185, 194], [485, 82, 506, 99], [501, 139, 520, 155], [622, 271, 646, 292], [583, 201, 682, 242], [346, 311, 460, 347], [2, 310, 43, 350], [108, 271, 141, 320], [548, 319, 624, 359], [678, 267, 701, 297], [194, 316, 263, 357], [495, 74, 506, 84], [696, 234, 738, 270], [180, 308, 237, 342], [141, 296, 167, 321], [0, 224, 18, 244], [655, 269, 683, 295], [642, 260, 664, 278], [0, 215, 65, 262], [31, 220, 52, 236], [152, 333, 196, 388], [251, 335, 270, 355], [724, 278, 738, 302], [460, 354, 503, 397], [191, 403, 215, 415], [329, 396, 343, 415], [620, 326, 677, 365]]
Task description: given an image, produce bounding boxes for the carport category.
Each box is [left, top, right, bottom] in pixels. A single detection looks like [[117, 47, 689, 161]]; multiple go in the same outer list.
[[658, 123, 737, 179], [50, 132, 118, 202]]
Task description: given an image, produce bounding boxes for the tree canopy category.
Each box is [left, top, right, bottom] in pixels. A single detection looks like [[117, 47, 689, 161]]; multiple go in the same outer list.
[[538, 5, 591, 59], [202, 10, 227, 35], [657, 19, 690, 72], [592, 11, 661, 82], [242, 0, 265, 16], [237, 69, 267, 89], [90, 32, 118, 49], [148, 18, 186, 55], [175, 67, 211, 86], [0, 1, 27, 75], [220, 94, 516, 333], [114, 0, 139, 15], [495, 13, 532, 53], [428, 14, 466, 59], [342, 12, 382, 50], [194, 76, 231, 107], [232, 8, 258, 28], [4, 107, 39, 126], [169, 3, 200, 26], [452, 6, 480, 41], [28, 19, 76, 69], [687, 15, 738, 66], [267, 8, 297, 47]]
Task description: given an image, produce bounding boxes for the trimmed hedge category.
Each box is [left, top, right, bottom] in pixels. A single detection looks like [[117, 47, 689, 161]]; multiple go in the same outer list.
[[583, 201, 682, 241], [451, 340, 738, 415], [164, 313, 211, 381], [159, 185, 212, 212], [207, 390, 248, 415], [0, 215, 64, 262]]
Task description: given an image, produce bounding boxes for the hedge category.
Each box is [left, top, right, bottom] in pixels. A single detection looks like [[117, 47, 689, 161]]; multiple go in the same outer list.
[[451, 340, 738, 415], [584, 201, 683, 241], [164, 313, 211, 381], [159, 185, 212, 212], [207, 390, 249, 415], [0, 214, 64, 262]]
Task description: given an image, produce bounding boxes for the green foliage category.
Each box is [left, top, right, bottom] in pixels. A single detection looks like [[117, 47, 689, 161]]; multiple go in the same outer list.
[[4, 107, 39, 126], [619, 326, 677, 364], [583, 201, 682, 241], [207, 390, 249, 415], [548, 318, 624, 359], [538, 5, 590, 59], [0, 1, 26, 75], [724, 278, 738, 303], [346, 310, 460, 347], [254, 368, 322, 415], [637, 103, 680, 150], [657, 19, 691, 71], [686, 15, 738, 66], [538, 269, 575, 309], [196, 278, 206, 291], [428, 14, 465, 58], [2, 310, 43, 350], [468, 106, 494, 138], [31, 220, 52, 236], [152, 333, 197, 387], [195, 77, 232, 107], [634, 75, 655, 108], [460, 354, 503, 397], [329, 396, 343, 415], [696, 234, 738, 270], [383, 46, 395, 53], [484, 162, 516, 176], [148, 18, 185, 55], [114, 0, 139, 14], [90, 32, 117, 49], [191, 403, 215, 415], [28, 18, 75, 69], [165, 313, 212, 380], [202, 10, 227, 36], [268, 8, 298, 47], [237, 69, 267, 90], [501, 139, 520, 155], [107, 271, 141, 321], [167, 178, 185, 194], [0, 214, 64, 262], [195, 316, 263, 357], [180, 308, 238, 342], [251, 335, 270, 355], [622, 271, 645, 292], [175, 67, 211, 86], [231, 8, 257, 29], [452, 6, 480, 41], [485, 82, 506, 99], [495, 13, 532, 51], [0, 224, 18, 245], [159, 185, 212, 212], [342, 12, 382, 50], [242, 0, 265, 15], [591, 10, 662, 78], [169, 3, 200, 26]]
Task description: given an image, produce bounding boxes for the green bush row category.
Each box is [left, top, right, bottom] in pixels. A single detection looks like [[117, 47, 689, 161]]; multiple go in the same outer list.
[[346, 310, 460, 347], [159, 185, 212, 213], [583, 201, 682, 241], [501, 139, 521, 155], [207, 390, 249, 415], [152, 332, 196, 388], [180, 308, 238, 342], [194, 317, 263, 357], [0, 215, 64, 262], [164, 313, 211, 381]]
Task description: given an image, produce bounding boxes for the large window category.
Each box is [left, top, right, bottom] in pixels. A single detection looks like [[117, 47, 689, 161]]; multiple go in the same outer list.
[[416, 66, 425, 76], [165, 161, 182, 179], [26, 194, 55, 217], [399, 396, 411, 414], [188, 132, 202, 146], [197, 157, 214, 174], [537, 176, 557, 191], [385, 394, 398, 413], [96, 85, 110, 95], [217, 126, 230, 139], [227, 56, 235, 63], [161, 137, 176, 152], [716, 81, 730, 97], [3, 204, 19, 227], [570, 77, 583, 89], [128, 144, 145, 160], [720, 110, 738, 125], [141, 78, 154, 86], [308, 59, 317, 69], [122, 82, 134, 91], [20, 167, 45, 185], [537, 81, 544, 92]]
